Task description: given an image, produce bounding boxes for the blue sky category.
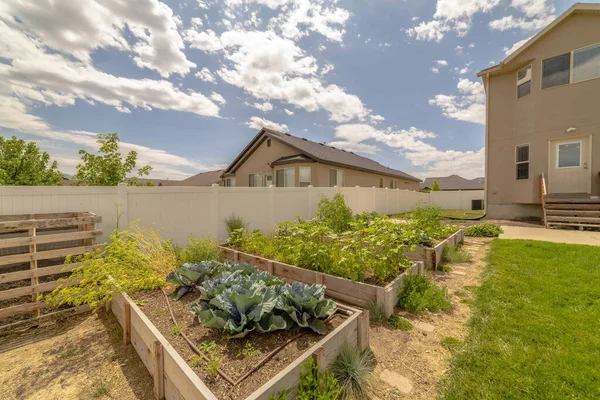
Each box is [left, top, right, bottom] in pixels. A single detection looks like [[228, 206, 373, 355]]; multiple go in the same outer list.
[[0, 0, 577, 180]]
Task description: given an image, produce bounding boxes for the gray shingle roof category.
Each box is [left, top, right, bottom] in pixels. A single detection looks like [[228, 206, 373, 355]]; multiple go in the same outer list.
[[421, 175, 484, 190], [245, 128, 420, 182]]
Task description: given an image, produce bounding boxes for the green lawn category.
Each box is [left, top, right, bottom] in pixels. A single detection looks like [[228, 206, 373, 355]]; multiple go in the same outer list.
[[440, 240, 600, 400], [390, 209, 486, 220]]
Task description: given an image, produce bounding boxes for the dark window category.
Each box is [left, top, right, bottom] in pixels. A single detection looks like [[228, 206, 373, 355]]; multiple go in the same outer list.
[[267, 138, 271, 147], [276, 169, 285, 187], [517, 81, 531, 98], [542, 53, 571, 89], [379, 178, 383, 188], [573, 43, 600, 83], [471, 199, 483, 210], [517, 65, 531, 98], [516, 144, 529, 180], [329, 169, 337, 187], [249, 174, 255, 187]]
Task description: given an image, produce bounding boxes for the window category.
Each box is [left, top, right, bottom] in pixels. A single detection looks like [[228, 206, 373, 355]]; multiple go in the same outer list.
[[389, 179, 397, 189], [225, 177, 236, 187], [299, 167, 311, 187], [557, 141, 581, 168], [276, 168, 295, 187], [573, 43, 600, 83], [329, 169, 344, 187], [248, 173, 262, 187], [516, 144, 529, 180], [264, 174, 273, 187], [379, 178, 383, 188], [517, 65, 531, 98], [267, 138, 271, 147], [542, 53, 571, 89]]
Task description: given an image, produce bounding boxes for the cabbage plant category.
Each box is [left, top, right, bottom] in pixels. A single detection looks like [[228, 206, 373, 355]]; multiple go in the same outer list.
[[276, 282, 336, 335], [166, 261, 220, 300]]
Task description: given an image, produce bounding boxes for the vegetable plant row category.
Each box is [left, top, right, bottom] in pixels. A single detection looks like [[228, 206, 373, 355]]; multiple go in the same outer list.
[[167, 261, 336, 338], [228, 194, 458, 285]]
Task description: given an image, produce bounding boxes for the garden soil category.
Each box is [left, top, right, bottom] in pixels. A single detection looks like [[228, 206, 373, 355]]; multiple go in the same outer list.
[[369, 238, 493, 399]]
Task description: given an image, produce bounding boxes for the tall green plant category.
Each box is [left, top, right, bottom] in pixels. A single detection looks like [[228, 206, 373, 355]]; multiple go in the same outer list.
[[316, 193, 353, 234], [297, 358, 341, 400], [0, 136, 63, 185], [225, 215, 247, 236], [431, 180, 441, 191], [176, 235, 222, 264], [330, 343, 374, 400]]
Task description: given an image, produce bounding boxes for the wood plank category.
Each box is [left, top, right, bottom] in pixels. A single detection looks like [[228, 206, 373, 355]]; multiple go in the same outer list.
[[548, 222, 600, 228], [0, 262, 85, 284], [29, 226, 39, 318], [545, 203, 600, 210], [0, 229, 102, 249], [123, 303, 131, 345], [322, 274, 378, 299], [0, 215, 102, 233], [0, 277, 83, 301], [546, 216, 600, 224], [545, 210, 600, 217], [357, 310, 370, 351], [0, 304, 90, 333], [153, 341, 165, 400], [0, 244, 101, 267], [0, 301, 47, 319], [273, 261, 318, 285], [0, 212, 80, 222], [545, 197, 600, 204]]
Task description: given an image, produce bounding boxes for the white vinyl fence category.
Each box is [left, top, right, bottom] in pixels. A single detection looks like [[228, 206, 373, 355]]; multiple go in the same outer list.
[[0, 185, 483, 244]]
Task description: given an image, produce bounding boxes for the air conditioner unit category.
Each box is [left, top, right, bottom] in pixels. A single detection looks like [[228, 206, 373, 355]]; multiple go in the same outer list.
[[517, 67, 531, 85]]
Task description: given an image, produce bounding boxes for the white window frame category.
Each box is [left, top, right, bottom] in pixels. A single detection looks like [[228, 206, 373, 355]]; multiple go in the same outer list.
[[516, 64, 532, 99], [248, 173, 263, 187], [541, 41, 600, 90], [515, 143, 530, 181], [298, 166, 311, 187], [276, 167, 295, 187], [389, 179, 397, 189], [556, 140, 582, 169], [329, 169, 345, 187], [264, 173, 273, 187], [225, 177, 236, 187]]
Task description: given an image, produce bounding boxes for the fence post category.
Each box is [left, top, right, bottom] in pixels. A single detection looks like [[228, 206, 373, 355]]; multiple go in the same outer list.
[[117, 183, 129, 230], [269, 185, 276, 232], [371, 186, 376, 213], [211, 184, 220, 240]]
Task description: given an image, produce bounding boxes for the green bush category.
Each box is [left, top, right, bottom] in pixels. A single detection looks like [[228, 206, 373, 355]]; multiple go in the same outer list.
[[330, 343, 374, 400], [442, 244, 473, 264], [388, 314, 413, 331], [297, 357, 341, 400], [365, 301, 386, 323], [397, 274, 452, 314], [224, 214, 246, 236], [317, 193, 353, 234], [464, 223, 503, 237], [177, 235, 222, 264]]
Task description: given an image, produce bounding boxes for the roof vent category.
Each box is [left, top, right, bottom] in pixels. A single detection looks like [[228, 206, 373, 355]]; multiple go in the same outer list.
[[350, 152, 355, 154], [340, 149, 346, 152], [302, 138, 308, 141], [285, 133, 291, 136], [319, 142, 325, 146], [331, 146, 336, 149]]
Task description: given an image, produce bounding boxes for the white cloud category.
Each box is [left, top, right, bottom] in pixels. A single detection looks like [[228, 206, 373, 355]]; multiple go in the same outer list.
[[250, 101, 273, 112], [468, 43, 476, 48], [284, 108, 294, 116], [455, 45, 464, 55], [195, 67, 218, 83], [504, 36, 533, 56], [210, 92, 227, 105], [511, 0, 555, 18], [431, 67, 440, 73], [320, 63, 335, 76], [184, 29, 224, 52], [407, 0, 500, 41], [327, 141, 379, 154], [246, 116, 288, 132], [489, 14, 554, 31], [429, 79, 485, 125], [0, 0, 195, 78], [332, 123, 484, 178], [436, 60, 449, 66], [369, 115, 385, 124]]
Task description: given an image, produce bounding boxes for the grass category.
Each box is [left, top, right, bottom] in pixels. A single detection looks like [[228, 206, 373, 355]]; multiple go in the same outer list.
[[440, 240, 600, 399], [365, 301, 387, 323], [92, 383, 109, 398], [58, 346, 81, 359], [440, 337, 462, 354], [390, 209, 485, 220], [442, 244, 473, 264], [169, 324, 183, 336], [388, 314, 413, 331], [397, 274, 452, 314], [330, 343, 374, 400]]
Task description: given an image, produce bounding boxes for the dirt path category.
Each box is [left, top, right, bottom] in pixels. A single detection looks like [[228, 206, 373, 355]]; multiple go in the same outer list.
[[370, 238, 493, 399], [0, 312, 153, 400]]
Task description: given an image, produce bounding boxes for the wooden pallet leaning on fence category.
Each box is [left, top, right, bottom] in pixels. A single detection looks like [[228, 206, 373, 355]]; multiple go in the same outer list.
[[0, 212, 102, 332]]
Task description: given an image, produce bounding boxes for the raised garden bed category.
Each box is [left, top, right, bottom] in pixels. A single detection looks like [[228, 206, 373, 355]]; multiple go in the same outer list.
[[219, 245, 423, 318], [404, 229, 464, 269], [110, 288, 368, 400]]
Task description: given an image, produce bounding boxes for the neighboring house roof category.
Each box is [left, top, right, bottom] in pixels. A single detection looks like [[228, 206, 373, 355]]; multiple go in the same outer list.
[[135, 178, 181, 186], [222, 128, 421, 182], [478, 3, 600, 78], [180, 169, 225, 186], [421, 175, 485, 191]]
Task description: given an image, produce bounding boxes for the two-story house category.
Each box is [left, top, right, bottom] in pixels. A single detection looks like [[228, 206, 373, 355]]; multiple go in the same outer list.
[[478, 3, 600, 228], [220, 128, 421, 189]]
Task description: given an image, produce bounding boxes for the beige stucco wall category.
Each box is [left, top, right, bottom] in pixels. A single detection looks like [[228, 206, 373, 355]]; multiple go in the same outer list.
[[230, 136, 420, 190], [486, 13, 600, 219]]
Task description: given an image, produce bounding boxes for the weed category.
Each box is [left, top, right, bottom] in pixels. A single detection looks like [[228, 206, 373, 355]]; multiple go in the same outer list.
[[316, 193, 353, 234], [269, 390, 289, 400], [297, 357, 341, 400], [464, 223, 503, 237], [365, 301, 386, 323], [225, 215, 247, 236], [388, 314, 413, 331], [169, 325, 183, 336], [190, 356, 203, 368], [439, 265, 453, 273], [397, 274, 452, 314], [442, 244, 473, 263], [133, 299, 147, 306], [441, 337, 462, 353], [204, 354, 223, 376], [92, 383, 109, 398], [177, 235, 222, 264], [198, 340, 218, 354], [58, 346, 81, 359], [238, 342, 261, 358], [330, 343, 374, 400]]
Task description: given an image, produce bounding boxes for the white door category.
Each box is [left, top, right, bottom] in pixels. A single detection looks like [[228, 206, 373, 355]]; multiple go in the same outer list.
[[548, 137, 592, 194]]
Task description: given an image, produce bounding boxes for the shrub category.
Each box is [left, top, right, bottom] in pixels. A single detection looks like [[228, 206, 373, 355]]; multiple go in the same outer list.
[[177, 235, 222, 265], [464, 223, 503, 237], [45, 224, 176, 310], [330, 343, 374, 400], [365, 301, 386, 323], [354, 211, 378, 226], [442, 244, 473, 264], [397, 274, 452, 314], [388, 314, 413, 331], [225, 214, 246, 236], [317, 193, 353, 234], [297, 357, 341, 400]]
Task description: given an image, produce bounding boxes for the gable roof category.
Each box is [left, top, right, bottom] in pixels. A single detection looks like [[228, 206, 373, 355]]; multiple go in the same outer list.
[[180, 169, 224, 186], [222, 128, 421, 182], [478, 3, 600, 78], [421, 175, 484, 191]]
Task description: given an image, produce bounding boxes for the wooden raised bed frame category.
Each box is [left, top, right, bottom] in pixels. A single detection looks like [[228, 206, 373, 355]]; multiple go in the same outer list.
[[219, 245, 424, 318], [111, 292, 369, 400], [404, 229, 464, 269]]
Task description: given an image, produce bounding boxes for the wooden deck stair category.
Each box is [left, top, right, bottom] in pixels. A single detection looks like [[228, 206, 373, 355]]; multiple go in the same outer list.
[[540, 174, 600, 230]]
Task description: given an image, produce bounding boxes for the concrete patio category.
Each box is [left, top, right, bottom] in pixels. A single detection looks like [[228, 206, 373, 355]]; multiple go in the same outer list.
[[500, 225, 600, 246]]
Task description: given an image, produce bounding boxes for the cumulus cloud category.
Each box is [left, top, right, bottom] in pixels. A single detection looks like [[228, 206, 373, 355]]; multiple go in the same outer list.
[[429, 79, 485, 125], [320, 63, 335, 76], [246, 116, 288, 132], [210, 92, 227, 105], [284, 109, 294, 116], [504, 36, 533, 56], [431, 67, 440, 73], [327, 141, 379, 154], [489, 0, 555, 32], [249, 102, 274, 112], [436, 60, 449, 66], [195, 67, 218, 83], [369, 115, 385, 124]]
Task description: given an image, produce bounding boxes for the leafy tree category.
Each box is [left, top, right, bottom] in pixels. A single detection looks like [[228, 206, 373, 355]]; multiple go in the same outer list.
[[74, 133, 152, 186], [0, 136, 63, 186], [431, 180, 442, 191]]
